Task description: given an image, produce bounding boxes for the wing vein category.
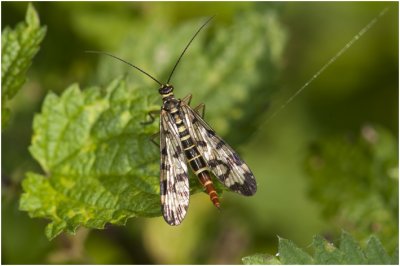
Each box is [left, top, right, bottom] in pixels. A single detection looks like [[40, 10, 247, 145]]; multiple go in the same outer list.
[[159, 111, 190, 225], [180, 103, 257, 196]]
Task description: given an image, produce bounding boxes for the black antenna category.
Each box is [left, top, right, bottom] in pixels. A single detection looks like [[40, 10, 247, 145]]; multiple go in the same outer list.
[[166, 16, 214, 84], [85, 50, 162, 86]]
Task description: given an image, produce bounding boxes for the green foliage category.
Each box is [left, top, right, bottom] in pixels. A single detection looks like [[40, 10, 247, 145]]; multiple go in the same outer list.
[[277, 236, 313, 264], [20, 10, 286, 240], [1, 1, 397, 264], [1, 3, 46, 128], [242, 254, 281, 265], [96, 9, 286, 144], [20, 78, 167, 240], [305, 125, 398, 251], [242, 231, 398, 264]]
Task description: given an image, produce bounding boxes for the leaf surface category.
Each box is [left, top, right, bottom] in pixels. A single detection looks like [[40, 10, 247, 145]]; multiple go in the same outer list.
[[364, 235, 392, 264], [20, 78, 186, 239], [313, 234, 343, 264], [1, 3, 46, 128], [278, 237, 313, 264], [339, 231, 367, 264], [243, 232, 398, 265], [242, 253, 281, 265]]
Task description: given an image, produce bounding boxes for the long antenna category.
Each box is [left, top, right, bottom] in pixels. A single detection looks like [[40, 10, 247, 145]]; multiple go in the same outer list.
[[85, 50, 162, 86], [166, 16, 214, 84]]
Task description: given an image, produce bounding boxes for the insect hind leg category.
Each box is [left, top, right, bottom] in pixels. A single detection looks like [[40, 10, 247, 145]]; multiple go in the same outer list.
[[181, 94, 205, 118], [193, 103, 206, 118], [181, 94, 193, 105]]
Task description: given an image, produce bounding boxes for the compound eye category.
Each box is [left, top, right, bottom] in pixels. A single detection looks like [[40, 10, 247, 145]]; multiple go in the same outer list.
[[165, 85, 174, 93], [158, 85, 167, 94], [159, 85, 174, 95]]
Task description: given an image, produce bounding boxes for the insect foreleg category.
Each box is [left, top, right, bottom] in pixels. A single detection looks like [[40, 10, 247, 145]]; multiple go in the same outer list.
[[149, 131, 160, 147], [141, 110, 160, 125]]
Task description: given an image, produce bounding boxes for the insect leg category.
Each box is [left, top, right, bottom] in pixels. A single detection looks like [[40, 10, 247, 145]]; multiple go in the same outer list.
[[141, 110, 160, 125], [181, 94, 193, 105], [181, 94, 204, 117], [193, 103, 206, 118], [149, 131, 160, 147]]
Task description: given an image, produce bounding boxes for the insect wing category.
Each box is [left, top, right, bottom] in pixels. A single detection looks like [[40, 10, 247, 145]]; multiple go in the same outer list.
[[180, 103, 257, 196], [160, 111, 190, 225]]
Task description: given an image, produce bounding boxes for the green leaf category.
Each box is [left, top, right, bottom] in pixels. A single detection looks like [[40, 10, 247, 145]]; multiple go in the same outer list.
[[1, 3, 46, 128], [242, 253, 281, 265], [20, 78, 204, 240], [243, 232, 398, 265], [278, 236, 314, 264], [339, 231, 367, 264], [313, 234, 344, 264], [365, 235, 391, 264]]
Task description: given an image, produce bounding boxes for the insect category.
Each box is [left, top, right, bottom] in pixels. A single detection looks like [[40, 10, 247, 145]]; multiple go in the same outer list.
[[88, 17, 257, 225]]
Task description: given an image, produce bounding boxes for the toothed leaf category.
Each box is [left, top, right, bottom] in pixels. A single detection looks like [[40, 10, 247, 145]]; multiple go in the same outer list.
[[243, 232, 397, 265], [20, 78, 171, 240], [1, 3, 46, 128]]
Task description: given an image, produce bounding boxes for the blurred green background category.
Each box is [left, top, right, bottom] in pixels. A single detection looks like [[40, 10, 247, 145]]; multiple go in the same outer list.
[[2, 1, 398, 264]]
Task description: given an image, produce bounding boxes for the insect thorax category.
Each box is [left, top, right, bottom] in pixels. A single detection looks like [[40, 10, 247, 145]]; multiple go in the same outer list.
[[162, 97, 180, 112]]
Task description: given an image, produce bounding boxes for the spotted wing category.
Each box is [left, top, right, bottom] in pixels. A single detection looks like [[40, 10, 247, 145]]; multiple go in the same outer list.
[[160, 110, 190, 225], [180, 103, 257, 196]]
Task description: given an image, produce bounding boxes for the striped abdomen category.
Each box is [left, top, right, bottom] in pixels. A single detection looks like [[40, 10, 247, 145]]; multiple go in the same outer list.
[[171, 107, 220, 208]]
